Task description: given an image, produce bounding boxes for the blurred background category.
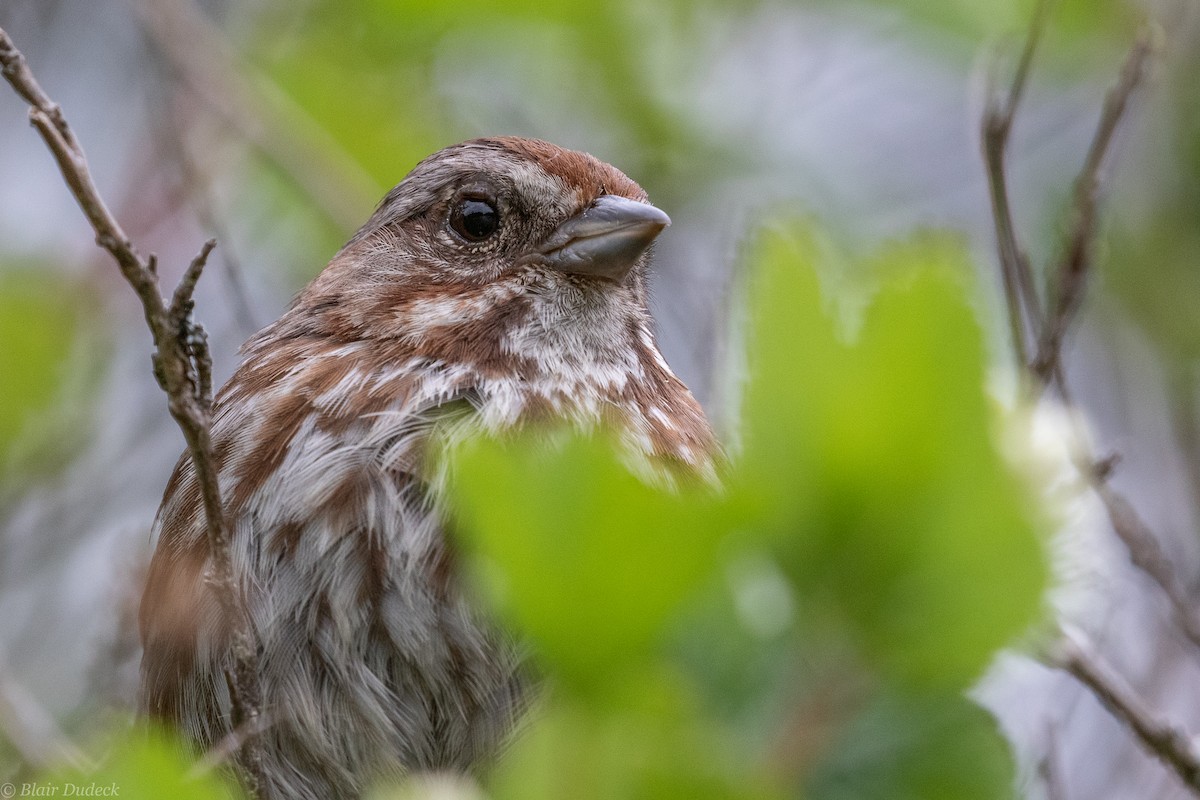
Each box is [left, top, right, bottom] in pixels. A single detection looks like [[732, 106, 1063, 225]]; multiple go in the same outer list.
[[0, 0, 1197, 797]]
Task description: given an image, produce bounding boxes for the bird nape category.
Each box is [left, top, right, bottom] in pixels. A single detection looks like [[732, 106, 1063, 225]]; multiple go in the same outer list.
[[138, 137, 717, 799]]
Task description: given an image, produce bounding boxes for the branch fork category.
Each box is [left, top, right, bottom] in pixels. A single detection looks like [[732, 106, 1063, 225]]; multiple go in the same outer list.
[[0, 25, 266, 798], [982, 6, 1199, 797]]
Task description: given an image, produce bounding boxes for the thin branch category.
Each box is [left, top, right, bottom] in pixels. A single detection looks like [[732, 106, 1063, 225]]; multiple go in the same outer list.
[[982, 7, 1198, 642], [1047, 340, 1200, 654], [1012, 23, 1200, 650], [1052, 632, 1200, 796], [981, 0, 1055, 370], [1091, 482, 1200, 648], [1033, 25, 1159, 381], [0, 27, 266, 797], [169, 238, 216, 331], [982, 12, 1200, 792]]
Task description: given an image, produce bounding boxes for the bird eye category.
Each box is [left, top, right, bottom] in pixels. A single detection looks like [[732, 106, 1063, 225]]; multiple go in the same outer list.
[[450, 197, 500, 242]]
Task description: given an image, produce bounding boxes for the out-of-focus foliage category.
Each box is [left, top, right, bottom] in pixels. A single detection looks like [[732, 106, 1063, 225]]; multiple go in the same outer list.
[[246, 0, 738, 277], [0, 268, 83, 467], [805, 692, 1013, 800], [740, 228, 1046, 689], [247, 0, 1138, 227], [42, 729, 237, 800], [443, 224, 1047, 798], [451, 433, 731, 688], [253, 0, 710, 178], [1107, 41, 1200, 361], [845, 0, 1135, 44]]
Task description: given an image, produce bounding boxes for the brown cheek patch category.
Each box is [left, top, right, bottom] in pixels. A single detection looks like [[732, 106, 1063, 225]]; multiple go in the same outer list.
[[380, 279, 477, 321], [388, 288, 538, 381], [423, 305, 538, 381], [492, 137, 647, 205]]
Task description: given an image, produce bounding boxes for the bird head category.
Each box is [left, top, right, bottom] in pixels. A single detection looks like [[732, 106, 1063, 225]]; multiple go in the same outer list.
[[347, 136, 669, 290], [275, 136, 676, 379]]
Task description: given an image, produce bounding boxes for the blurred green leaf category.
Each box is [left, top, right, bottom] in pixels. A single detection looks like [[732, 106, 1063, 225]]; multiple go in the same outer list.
[[451, 433, 729, 691], [740, 224, 1047, 690], [449, 219, 1044, 797], [840, 0, 1136, 45], [486, 668, 781, 800], [805, 691, 1014, 800], [252, 0, 725, 222], [0, 270, 81, 461], [43, 727, 236, 800], [1106, 46, 1200, 361]]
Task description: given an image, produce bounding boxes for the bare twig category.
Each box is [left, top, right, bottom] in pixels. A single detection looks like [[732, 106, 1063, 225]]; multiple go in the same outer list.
[[1010, 22, 1200, 650], [1052, 632, 1200, 796], [1092, 483, 1200, 648], [981, 0, 1055, 370], [981, 7, 1200, 788], [983, 5, 1199, 644], [1033, 25, 1159, 382], [0, 27, 266, 797]]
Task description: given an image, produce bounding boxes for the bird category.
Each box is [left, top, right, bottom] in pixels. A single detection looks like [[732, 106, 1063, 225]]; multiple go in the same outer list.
[[138, 136, 718, 798]]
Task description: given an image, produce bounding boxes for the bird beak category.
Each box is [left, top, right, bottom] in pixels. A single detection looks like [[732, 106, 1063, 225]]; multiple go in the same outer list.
[[531, 195, 671, 283]]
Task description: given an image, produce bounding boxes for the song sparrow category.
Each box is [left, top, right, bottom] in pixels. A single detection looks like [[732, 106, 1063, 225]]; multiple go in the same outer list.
[[139, 137, 717, 797]]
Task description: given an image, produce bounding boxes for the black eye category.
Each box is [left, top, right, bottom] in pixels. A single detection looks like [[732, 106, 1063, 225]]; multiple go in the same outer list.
[[450, 197, 500, 241]]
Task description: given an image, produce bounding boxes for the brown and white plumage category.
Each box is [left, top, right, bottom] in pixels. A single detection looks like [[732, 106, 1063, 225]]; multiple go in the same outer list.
[[139, 137, 716, 798]]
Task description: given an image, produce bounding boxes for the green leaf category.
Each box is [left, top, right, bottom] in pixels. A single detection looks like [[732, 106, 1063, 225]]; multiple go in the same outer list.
[[448, 220, 1044, 796], [1105, 53, 1200, 361], [449, 433, 728, 692], [739, 225, 1047, 689], [837, 0, 1136, 44], [485, 668, 782, 800], [805, 691, 1014, 800], [42, 727, 237, 800], [0, 270, 82, 460]]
